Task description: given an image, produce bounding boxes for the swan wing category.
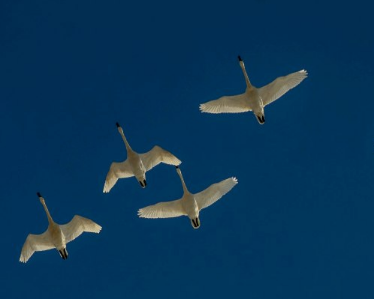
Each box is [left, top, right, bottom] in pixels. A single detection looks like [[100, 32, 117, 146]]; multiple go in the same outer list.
[[60, 215, 102, 244], [199, 93, 251, 114], [140, 146, 181, 172], [195, 177, 238, 211], [103, 161, 134, 193], [20, 230, 54, 263], [259, 70, 308, 106], [138, 199, 186, 219]]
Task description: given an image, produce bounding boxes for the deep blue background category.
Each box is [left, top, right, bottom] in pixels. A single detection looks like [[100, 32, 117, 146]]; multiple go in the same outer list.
[[1, 1, 374, 298]]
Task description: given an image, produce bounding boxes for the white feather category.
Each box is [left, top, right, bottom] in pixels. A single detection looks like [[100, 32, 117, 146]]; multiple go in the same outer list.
[[138, 199, 186, 219], [60, 215, 102, 243], [140, 145, 182, 172], [19, 231, 54, 263], [195, 177, 238, 210], [259, 69, 308, 106], [200, 93, 252, 114]]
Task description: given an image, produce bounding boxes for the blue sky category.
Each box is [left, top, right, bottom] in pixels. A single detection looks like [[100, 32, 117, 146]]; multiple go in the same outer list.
[[1, 1, 374, 298]]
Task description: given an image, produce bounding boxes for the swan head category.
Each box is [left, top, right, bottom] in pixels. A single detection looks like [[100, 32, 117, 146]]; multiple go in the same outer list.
[[37, 192, 45, 203], [116, 122, 124, 134], [238, 55, 245, 68], [175, 166, 183, 177]]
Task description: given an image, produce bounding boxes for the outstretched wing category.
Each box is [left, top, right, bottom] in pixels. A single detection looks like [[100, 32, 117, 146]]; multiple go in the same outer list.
[[199, 93, 251, 114], [19, 230, 54, 263], [60, 215, 102, 244], [103, 160, 134, 193], [259, 70, 308, 106], [140, 146, 181, 172], [195, 177, 238, 211], [138, 199, 186, 219]]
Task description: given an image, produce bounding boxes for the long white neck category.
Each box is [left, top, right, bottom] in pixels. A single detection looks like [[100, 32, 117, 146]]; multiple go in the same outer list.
[[176, 167, 189, 194], [40, 197, 54, 225], [239, 59, 252, 89], [118, 126, 133, 152]]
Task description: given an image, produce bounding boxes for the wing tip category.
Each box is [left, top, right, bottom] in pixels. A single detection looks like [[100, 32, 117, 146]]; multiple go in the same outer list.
[[103, 182, 111, 193], [94, 223, 103, 233], [19, 252, 29, 263], [138, 208, 156, 219], [199, 103, 235, 114], [96, 226, 103, 233], [137, 209, 144, 218], [299, 69, 308, 76], [199, 104, 207, 113]]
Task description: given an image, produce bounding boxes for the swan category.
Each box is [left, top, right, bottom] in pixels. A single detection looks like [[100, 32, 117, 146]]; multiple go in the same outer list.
[[103, 122, 181, 192], [138, 166, 238, 229], [200, 56, 308, 124], [19, 193, 102, 263]]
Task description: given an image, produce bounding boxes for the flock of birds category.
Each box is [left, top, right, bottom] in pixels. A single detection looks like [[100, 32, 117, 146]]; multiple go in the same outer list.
[[19, 56, 308, 263]]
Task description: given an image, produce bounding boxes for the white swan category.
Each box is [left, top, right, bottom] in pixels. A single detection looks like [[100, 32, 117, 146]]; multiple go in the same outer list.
[[138, 166, 238, 229], [200, 56, 308, 124], [103, 122, 181, 192], [19, 193, 102, 263]]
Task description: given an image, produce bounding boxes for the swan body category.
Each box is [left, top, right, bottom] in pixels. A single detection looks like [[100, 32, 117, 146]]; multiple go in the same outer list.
[[19, 193, 102, 263], [103, 122, 181, 192], [138, 166, 238, 229], [200, 56, 308, 124]]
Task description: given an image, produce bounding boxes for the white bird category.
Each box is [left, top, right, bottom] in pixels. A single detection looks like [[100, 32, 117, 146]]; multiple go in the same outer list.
[[138, 166, 238, 229], [200, 55, 308, 124], [103, 122, 181, 192], [19, 193, 102, 263]]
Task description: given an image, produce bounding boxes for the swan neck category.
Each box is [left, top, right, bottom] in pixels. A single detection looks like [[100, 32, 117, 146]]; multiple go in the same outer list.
[[177, 169, 189, 193], [40, 199, 54, 224], [240, 62, 252, 89], [119, 129, 132, 151]]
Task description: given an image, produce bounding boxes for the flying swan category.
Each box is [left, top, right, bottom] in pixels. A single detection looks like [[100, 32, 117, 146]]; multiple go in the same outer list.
[[103, 122, 181, 192], [19, 193, 102, 263], [138, 166, 238, 229], [200, 56, 308, 124]]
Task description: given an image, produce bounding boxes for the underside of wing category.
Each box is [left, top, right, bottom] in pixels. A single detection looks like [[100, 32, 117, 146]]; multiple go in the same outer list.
[[259, 70, 308, 106], [103, 160, 134, 193], [138, 199, 186, 219], [140, 146, 181, 172], [60, 215, 102, 244], [199, 93, 251, 114], [195, 177, 238, 211], [19, 230, 54, 263]]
